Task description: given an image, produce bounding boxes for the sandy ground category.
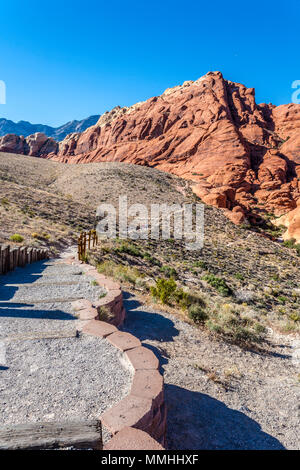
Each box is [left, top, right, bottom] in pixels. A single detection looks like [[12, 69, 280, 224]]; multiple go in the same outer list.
[[122, 291, 300, 450]]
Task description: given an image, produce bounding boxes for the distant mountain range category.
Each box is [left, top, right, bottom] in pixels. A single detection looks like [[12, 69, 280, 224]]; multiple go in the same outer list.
[[0, 115, 100, 140]]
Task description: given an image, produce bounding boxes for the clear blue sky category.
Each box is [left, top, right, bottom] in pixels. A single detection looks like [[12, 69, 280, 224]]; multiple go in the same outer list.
[[0, 0, 299, 126]]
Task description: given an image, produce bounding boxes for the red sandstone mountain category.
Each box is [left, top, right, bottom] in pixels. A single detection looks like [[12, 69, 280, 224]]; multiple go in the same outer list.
[[1, 72, 300, 227]]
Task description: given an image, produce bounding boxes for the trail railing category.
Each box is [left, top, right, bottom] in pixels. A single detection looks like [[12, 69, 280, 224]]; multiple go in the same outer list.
[[0, 244, 48, 275], [77, 230, 98, 261]]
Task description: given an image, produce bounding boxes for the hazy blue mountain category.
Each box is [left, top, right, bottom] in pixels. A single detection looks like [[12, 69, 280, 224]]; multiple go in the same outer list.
[[0, 115, 100, 140]]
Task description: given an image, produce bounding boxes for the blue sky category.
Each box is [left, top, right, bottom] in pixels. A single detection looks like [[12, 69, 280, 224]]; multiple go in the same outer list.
[[0, 0, 299, 126]]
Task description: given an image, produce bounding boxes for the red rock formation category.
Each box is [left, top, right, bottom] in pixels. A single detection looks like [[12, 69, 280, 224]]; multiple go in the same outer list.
[[0, 132, 58, 157], [275, 204, 300, 244], [1, 72, 300, 225]]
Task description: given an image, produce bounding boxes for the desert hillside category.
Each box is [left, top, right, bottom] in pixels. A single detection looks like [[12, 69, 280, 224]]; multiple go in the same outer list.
[[0, 151, 299, 339]]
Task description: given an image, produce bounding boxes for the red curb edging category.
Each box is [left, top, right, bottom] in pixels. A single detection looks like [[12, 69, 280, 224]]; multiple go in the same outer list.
[[103, 427, 164, 450], [67, 255, 167, 450]]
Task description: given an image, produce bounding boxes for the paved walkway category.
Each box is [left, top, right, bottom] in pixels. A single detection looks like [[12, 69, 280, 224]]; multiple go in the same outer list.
[[0, 257, 132, 427]]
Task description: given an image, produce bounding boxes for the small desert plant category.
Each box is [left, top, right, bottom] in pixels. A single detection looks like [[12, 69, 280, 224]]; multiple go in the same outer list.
[[188, 304, 208, 324], [98, 306, 114, 322], [290, 312, 300, 322], [97, 260, 141, 285], [160, 265, 177, 278], [9, 233, 24, 243], [202, 274, 232, 296], [283, 238, 296, 249], [235, 289, 255, 304], [90, 280, 98, 286], [192, 260, 208, 270], [173, 289, 206, 310], [234, 272, 244, 281], [114, 242, 143, 257], [150, 278, 177, 305], [81, 253, 89, 263], [205, 304, 266, 346]]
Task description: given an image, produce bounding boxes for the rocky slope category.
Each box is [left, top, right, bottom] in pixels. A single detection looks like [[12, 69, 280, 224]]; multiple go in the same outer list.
[[1, 72, 300, 225], [0, 115, 99, 140], [48, 72, 300, 222]]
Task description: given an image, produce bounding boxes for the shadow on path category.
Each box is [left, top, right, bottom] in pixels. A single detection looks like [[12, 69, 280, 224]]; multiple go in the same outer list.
[[0, 260, 49, 287], [166, 384, 286, 450], [122, 292, 286, 450], [0, 261, 76, 321], [122, 291, 179, 343]]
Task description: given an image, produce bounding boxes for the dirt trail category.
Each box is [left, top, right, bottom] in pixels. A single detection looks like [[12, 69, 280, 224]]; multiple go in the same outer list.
[[122, 291, 300, 450]]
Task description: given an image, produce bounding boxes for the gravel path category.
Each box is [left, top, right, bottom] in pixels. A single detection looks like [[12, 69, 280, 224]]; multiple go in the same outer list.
[[122, 291, 300, 450], [1, 335, 131, 425], [0, 258, 133, 428]]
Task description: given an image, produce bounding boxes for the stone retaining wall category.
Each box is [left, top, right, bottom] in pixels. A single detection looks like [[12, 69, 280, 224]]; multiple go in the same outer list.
[[0, 244, 48, 275], [67, 257, 167, 450]]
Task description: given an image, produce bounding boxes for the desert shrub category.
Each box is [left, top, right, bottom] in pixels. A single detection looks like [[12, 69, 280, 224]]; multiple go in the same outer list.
[[188, 304, 208, 324], [115, 242, 143, 257], [98, 306, 114, 322], [235, 289, 255, 304], [135, 277, 149, 291], [143, 253, 161, 266], [150, 278, 177, 304], [97, 260, 141, 284], [290, 312, 300, 322], [192, 260, 208, 270], [90, 280, 98, 286], [160, 265, 177, 278], [31, 232, 50, 240], [9, 234, 24, 243], [202, 274, 231, 296], [277, 295, 288, 304], [205, 304, 266, 346], [283, 238, 296, 249], [173, 288, 206, 310], [254, 323, 267, 334], [234, 272, 244, 281]]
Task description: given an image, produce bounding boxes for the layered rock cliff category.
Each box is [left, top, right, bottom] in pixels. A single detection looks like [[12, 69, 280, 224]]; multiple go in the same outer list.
[[1, 72, 299, 224]]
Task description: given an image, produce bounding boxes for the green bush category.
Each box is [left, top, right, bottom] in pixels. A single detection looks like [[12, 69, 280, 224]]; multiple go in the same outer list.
[[97, 260, 141, 285], [202, 274, 232, 296], [173, 289, 206, 310], [188, 304, 208, 324], [9, 234, 24, 243], [160, 265, 177, 278], [115, 242, 143, 257], [192, 260, 208, 270], [150, 278, 177, 305], [283, 238, 296, 249], [234, 273, 244, 281]]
